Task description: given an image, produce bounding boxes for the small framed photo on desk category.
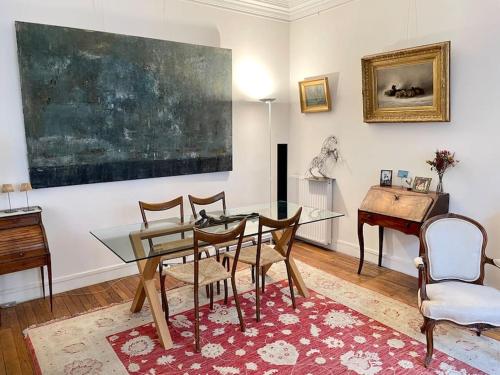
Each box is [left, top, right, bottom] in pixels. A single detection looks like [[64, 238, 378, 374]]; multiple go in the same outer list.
[[412, 177, 432, 193], [380, 170, 393, 187]]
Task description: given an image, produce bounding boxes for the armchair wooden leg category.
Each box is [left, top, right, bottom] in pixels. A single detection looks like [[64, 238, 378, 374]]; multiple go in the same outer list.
[[424, 318, 436, 368], [231, 277, 245, 332], [285, 260, 296, 310], [194, 284, 200, 353], [255, 265, 261, 322]]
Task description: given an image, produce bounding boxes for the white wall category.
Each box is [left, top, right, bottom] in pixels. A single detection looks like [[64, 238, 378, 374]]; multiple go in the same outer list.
[[0, 0, 290, 303], [289, 0, 500, 287]]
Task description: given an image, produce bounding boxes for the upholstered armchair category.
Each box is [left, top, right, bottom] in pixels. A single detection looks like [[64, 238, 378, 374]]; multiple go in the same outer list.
[[415, 213, 500, 367]]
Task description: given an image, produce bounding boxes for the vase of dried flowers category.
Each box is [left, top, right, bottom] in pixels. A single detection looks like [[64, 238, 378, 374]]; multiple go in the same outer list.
[[426, 150, 459, 193]]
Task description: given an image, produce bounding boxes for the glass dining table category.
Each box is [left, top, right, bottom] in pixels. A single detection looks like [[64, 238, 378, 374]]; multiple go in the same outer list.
[[90, 201, 343, 349]]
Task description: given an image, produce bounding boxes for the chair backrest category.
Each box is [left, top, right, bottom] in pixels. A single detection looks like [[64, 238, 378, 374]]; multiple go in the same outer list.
[[257, 208, 302, 260], [421, 213, 488, 284], [188, 192, 226, 219], [193, 219, 247, 275], [139, 196, 184, 224]]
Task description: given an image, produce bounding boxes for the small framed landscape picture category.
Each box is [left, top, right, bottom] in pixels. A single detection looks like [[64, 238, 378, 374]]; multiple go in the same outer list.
[[299, 77, 331, 113], [380, 170, 393, 187], [412, 177, 432, 193]]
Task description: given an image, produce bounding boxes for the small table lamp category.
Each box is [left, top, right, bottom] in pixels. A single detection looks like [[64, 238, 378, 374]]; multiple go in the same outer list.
[[1, 184, 17, 213], [20, 182, 34, 212]]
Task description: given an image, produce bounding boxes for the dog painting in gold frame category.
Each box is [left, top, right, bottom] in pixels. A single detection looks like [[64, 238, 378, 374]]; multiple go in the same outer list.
[[362, 41, 450, 123]]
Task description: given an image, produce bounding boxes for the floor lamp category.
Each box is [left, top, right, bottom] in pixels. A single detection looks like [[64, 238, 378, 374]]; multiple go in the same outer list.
[[259, 98, 276, 214]]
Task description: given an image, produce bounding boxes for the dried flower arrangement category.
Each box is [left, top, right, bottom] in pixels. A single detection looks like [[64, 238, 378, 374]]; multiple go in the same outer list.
[[426, 150, 459, 193]]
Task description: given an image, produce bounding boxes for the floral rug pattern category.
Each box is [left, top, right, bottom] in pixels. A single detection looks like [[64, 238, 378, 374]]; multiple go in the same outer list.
[[25, 261, 500, 374], [108, 282, 485, 374]]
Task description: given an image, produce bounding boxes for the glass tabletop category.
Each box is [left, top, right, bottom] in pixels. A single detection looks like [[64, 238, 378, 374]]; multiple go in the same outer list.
[[90, 201, 344, 263]]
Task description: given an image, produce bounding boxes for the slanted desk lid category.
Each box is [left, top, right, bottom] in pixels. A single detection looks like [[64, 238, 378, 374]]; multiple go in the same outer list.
[[360, 186, 434, 222]]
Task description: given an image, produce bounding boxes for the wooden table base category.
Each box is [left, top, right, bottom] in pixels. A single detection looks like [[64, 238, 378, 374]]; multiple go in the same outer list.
[[130, 256, 173, 349]]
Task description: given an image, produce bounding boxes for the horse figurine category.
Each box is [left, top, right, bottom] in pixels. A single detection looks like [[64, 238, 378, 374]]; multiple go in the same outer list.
[[307, 135, 339, 179]]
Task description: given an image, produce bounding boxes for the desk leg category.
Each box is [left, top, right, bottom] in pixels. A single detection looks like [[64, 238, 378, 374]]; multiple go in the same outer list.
[[357, 221, 365, 274], [263, 231, 310, 298], [130, 257, 173, 349], [378, 226, 384, 267]]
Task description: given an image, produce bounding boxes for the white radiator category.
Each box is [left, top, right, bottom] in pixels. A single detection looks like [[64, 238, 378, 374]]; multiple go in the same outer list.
[[291, 176, 334, 246]]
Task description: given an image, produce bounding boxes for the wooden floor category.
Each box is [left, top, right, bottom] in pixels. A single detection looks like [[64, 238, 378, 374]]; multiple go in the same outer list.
[[0, 242, 497, 374]]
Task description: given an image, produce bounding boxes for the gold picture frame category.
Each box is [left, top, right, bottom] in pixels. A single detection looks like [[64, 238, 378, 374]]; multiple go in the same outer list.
[[299, 77, 331, 113], [362, 41, 450, 123]]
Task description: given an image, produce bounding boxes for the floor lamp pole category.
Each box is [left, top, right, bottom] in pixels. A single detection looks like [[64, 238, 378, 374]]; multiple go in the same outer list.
[[259, 98, 276, 214]]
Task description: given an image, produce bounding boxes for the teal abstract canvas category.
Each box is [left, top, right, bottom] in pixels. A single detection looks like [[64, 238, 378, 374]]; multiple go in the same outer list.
[[16, 22, 232, 188]]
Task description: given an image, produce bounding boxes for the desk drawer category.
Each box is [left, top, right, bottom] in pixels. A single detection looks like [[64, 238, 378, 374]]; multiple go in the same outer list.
[[0, 212, 40, 230], [359, 210, 421, 235], [0, 256, 47, 275]]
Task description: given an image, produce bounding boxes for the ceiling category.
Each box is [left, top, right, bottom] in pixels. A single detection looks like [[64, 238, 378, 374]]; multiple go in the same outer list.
[[185, 0, 354, 22]]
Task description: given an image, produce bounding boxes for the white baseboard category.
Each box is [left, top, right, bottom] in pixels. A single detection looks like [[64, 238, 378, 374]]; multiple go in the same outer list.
[[329, 239, 418, 277], [0, 262, 139, 304]]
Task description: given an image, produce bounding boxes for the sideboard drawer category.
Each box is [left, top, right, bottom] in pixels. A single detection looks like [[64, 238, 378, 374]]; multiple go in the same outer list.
[[360, 187, 434, 222]]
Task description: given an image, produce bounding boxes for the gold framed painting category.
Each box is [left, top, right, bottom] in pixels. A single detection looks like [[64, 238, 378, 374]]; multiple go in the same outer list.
[[299, 77, 331, 113], [362, 41, 450, 123]]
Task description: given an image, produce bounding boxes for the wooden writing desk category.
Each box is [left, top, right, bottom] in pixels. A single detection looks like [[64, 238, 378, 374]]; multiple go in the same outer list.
[[0, 207, 52, 324], [357, 186, 449, 275]]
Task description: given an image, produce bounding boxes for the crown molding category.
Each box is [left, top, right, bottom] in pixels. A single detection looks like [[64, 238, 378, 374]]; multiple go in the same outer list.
[[184, 0, 354, 22]]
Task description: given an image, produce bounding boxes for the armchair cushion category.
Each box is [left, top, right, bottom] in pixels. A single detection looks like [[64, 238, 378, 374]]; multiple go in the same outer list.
[[419, 281, 500, 326]]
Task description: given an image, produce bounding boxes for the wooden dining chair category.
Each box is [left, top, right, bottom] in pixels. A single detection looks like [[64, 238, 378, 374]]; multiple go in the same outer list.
[[164, 219, 247, 352], [223, 207, 302, 321], [188, 192, 257, 292], [139, 197, 209, 321]]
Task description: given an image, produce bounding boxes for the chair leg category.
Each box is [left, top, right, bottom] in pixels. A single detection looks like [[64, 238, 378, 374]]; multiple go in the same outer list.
[[251, 265, 255, 283], [182, 256, 187, 264], [285, 260, 296, 309], [215, 249, 221, 295], [261, 266, 266, 293], [424, 318, 436, 368], [255, 265, 261, 322], [420, 319, 426, 334], [40, 266, 46, 298], [194, 285, 200, 353], [222, 258, 229, 305], [209, 283, 214, 310], [231, 277, 245, 332]]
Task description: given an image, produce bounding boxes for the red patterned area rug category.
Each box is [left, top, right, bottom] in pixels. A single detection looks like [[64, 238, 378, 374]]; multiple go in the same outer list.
[[107, 281, 483, 375], [25, 261, 499, 374]]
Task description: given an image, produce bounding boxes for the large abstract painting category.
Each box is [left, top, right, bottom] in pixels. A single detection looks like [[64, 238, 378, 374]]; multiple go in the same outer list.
[[16, 22, 232, 188]]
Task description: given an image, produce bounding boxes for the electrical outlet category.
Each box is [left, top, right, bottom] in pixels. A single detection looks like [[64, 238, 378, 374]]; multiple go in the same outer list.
[[0, 301, 17, 308]]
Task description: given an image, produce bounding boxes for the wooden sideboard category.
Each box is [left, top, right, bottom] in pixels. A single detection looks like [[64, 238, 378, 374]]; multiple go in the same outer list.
[[357, 186, 449, 275], [0, 207, 52, 324]]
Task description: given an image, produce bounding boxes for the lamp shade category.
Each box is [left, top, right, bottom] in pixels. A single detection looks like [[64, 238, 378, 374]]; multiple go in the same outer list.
[[20, 182, 32, 192], [1, 184, 14, 193]]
